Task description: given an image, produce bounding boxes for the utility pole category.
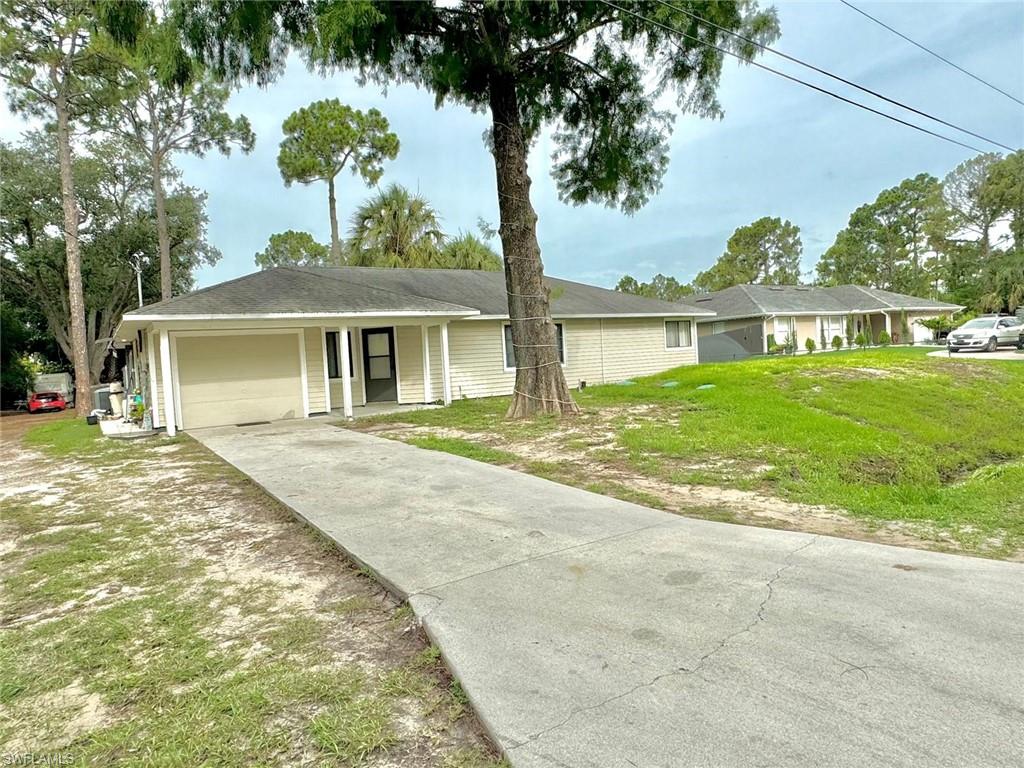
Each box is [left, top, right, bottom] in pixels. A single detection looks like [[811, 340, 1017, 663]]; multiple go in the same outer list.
[[129, 252, 145, 307]]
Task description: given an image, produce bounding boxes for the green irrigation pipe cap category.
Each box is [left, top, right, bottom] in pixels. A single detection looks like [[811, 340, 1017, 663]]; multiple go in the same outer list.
[[696, 384, 716, 390], [661, 381, 680, 388]]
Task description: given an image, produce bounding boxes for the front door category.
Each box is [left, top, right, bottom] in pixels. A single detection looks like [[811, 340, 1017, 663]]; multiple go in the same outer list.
[[362, 328, 397, 402]]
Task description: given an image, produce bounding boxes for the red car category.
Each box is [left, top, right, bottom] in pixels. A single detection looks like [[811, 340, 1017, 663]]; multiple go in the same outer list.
[[28, 392, 66, 413]]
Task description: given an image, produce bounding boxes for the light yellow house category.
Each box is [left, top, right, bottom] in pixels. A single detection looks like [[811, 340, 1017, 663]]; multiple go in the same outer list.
[[691, 284, 963, 362], [114, 266, 714, 434]]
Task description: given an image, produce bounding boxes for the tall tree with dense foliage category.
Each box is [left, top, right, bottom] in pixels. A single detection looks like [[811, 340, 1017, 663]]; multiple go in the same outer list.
[[178, 0, 779, 417], [817, 174, 944, 295], [695, 216, 801, 291], [0, 0, 144, 414], [98, 11, 253, 301], [254, 230, 330, 269], [277, 100, 399, 265], [347, 184, 444, 268], [1, 134, 219, 382], [440, 233, 502, 271], [616, 274, 695, 302]]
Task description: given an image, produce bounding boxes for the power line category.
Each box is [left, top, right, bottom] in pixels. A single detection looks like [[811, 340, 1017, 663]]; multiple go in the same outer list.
[[840, 0, 1024, 108], [598, 0, 987, 154], [653, 0, 1017, 152]]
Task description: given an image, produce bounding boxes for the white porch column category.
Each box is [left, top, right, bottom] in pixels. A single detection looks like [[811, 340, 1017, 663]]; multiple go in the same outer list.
[[147, 329, 160, 428], [159, 328, 176, 436], [320, 327, 332, 413], [440, 322, 452, 405], [339, 326, 354, 419], [421, 325, 433, 403]]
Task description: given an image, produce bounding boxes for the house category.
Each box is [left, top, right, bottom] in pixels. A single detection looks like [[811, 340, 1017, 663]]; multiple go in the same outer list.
[[113, 266, 714, 434], [691, 284, 963, 362]]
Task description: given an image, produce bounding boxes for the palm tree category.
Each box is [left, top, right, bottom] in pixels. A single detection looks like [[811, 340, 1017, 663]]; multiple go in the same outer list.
[[347, 184, 444, 267], [440, 232, 502, 271]]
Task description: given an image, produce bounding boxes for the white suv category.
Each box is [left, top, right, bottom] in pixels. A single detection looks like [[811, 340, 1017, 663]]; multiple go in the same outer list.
[[947, 315, 1024, 352]]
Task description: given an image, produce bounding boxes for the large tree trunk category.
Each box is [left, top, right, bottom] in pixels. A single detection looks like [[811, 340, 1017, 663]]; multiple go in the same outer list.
[[488, 72, 578, 418], [152, 152, 173, 301], [328, 176, 342, 265], [55, 90, 92, 418]]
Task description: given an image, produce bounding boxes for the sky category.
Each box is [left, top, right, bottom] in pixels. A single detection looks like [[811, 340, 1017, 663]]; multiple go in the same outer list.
[[3, 1, 1022, 290]]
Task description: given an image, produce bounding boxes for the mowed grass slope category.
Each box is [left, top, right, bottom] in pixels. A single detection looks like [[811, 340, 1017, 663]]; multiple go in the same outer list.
[[357, 349, 1024, 557]]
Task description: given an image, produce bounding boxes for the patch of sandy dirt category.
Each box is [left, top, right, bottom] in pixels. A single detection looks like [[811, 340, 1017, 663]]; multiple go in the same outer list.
[[0, 430, 502, 766]]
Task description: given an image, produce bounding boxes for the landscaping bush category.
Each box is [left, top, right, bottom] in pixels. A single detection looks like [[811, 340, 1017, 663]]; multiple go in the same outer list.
[[819, 326, 827, 352], [854, 332, 867, 348], [845, 316, 855, 347], [766, 333, 777, 353], [878, 330, 891, 346], [784, 334, 797, 355], [805, 337, 816, 354], [900, 311, 912, 345], [831, 335, 843, 351]]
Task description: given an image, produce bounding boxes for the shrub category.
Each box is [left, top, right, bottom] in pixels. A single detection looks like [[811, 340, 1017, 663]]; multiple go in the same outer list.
[[845, 316, 855, 347], [877, 330, 891, 346], [831, 335, 843, 351], [900, 311, 911, 345], [783, 334, 796, 354], [819, 326, 827, 352], [854, 332, 867, 348], [805, 337, 816, 354], [766, 333, 777, 352]]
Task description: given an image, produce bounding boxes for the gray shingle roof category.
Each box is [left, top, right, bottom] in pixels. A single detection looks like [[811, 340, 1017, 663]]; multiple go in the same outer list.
[[125, 266, 476, 317], [691, 284, 961, 321], [125, 266, 713, 319]]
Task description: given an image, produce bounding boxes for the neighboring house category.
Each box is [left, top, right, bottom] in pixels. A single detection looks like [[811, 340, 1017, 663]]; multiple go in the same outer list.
[[691, 284, 963, 362], [113, 266, 713, 434]]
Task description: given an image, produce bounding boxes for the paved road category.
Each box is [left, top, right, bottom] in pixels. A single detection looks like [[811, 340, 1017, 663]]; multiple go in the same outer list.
[[194, 420, 1024, 768]]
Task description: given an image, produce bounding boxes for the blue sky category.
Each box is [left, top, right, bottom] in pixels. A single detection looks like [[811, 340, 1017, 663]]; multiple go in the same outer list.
[[4, 1, 1023, 289]]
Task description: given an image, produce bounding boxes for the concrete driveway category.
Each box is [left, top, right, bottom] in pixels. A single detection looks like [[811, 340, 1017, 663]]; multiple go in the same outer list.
[[194, 421, 1024, 768]]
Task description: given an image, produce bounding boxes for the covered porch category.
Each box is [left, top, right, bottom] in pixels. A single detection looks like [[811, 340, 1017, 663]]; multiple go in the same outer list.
[[114, 313, 469, 436]]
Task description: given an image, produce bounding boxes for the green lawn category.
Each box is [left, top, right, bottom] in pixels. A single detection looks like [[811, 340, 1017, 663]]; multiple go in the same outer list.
[[1, 420, 505, 767], [354, 348, 1024, 558]]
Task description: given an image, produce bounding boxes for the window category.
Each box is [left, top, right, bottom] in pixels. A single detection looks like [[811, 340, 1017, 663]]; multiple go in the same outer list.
[[325, 331, 355, 379], [773, 316, 794, 340], [822, 315, 845, 339], [503, 323, 564, 370], [665, 320, 692, 348]]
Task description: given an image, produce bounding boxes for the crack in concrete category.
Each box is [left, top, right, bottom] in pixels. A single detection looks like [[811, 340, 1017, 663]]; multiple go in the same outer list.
[[510, 536, 820, 752]]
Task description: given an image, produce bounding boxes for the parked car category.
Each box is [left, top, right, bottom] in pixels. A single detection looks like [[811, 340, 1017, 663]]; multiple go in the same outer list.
[[947, 315, 1024, 352], [31, 372, 74, 407], [28, 391, 66, 413]]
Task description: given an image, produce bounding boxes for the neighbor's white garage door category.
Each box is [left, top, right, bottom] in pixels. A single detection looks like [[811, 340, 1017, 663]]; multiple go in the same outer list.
[[176, 333, 303, 429]]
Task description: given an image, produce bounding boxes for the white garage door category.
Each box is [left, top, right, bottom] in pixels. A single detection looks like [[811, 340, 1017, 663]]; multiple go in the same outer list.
[[176, 333, 304, 429]]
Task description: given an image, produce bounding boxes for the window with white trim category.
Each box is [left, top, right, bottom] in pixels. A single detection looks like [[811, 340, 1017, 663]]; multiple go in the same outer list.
[[665, 320, 692, 348], [821, 315, 845, 340], [325, 331, 356, 379], [503, 323, 564, 370], [774, 316, 794, 340]]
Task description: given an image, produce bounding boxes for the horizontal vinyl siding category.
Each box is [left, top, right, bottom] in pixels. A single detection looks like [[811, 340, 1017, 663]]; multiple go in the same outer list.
[[599, 317, 696, 379], [396, 325, 424, 403], [448, 317, 698, 400], [449, 321, 515, 399], [304, 327, 327, 414], [429, 326, 443, 400]]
